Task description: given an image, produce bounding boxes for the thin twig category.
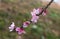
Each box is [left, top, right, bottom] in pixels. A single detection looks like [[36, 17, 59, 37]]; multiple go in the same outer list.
[[36, 0, 54, 16]]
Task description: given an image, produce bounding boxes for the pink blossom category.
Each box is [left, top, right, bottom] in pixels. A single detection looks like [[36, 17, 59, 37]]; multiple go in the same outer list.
[[31, 8, 40, 23], [9, 22, 15, 32], [31, 15, 39, 23], [31, 8, 40, 16], [16, 27, 26, 35], [23, 21, 30, 28]]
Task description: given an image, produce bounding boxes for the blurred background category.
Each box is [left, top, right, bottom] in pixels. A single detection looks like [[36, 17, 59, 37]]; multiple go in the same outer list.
[[0, 0, 60, 39]]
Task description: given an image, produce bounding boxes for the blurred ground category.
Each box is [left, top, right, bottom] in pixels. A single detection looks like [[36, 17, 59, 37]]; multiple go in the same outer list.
[[0, 0, 60, 39]]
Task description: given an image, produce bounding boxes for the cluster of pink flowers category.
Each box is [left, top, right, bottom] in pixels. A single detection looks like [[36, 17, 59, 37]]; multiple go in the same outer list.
[[9, 22, 26, 35], [31, 8, 47, 23], [8, 8, 47, 35], [31, 8, 39, 23]]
